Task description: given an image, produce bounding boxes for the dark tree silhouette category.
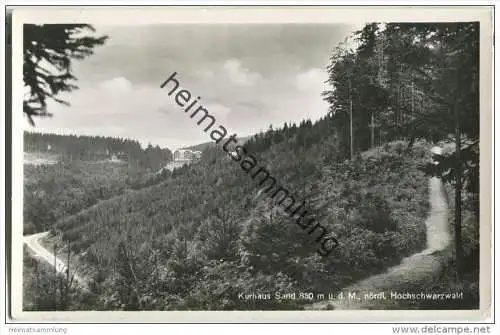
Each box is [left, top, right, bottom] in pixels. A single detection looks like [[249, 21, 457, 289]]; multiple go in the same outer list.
[[23, 24, 108, 125]]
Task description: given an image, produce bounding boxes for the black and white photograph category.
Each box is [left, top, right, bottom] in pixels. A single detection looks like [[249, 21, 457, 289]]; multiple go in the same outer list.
[[7, 6, 493, 323]]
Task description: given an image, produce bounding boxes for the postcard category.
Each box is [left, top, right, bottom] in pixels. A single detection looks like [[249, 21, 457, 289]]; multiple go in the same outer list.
[[7, 5, 493, 323]]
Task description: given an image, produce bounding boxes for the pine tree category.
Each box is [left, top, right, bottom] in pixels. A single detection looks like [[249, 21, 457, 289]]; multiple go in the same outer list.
[[23, 24, 108, 125]]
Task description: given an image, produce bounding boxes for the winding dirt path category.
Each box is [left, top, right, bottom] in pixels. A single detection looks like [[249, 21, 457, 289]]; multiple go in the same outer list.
[[306, 147, 451, 310]]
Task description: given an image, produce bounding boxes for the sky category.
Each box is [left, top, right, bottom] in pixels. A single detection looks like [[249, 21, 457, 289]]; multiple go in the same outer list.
[[25, 23, 363, 150]]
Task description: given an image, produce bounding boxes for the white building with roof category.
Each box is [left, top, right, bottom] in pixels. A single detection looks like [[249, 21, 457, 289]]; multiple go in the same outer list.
[[173, 149, 203, 161]]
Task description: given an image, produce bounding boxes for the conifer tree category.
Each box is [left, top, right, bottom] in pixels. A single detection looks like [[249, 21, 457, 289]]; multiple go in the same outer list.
[[24, 24, 108, 125]]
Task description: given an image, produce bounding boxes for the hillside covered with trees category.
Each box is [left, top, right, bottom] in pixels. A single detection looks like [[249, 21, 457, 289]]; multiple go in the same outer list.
[[51, 121, 433, 310], [24, 132, 173, 234], [322, 22, 479, 280], [25, 132, 173, 170]]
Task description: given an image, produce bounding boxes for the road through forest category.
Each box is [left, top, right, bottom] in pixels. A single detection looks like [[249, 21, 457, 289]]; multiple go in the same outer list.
[[23, 231, 85, 286]]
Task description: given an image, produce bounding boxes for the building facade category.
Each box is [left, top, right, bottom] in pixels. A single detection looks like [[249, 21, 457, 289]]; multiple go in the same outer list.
[[173, 149, 203, 161]]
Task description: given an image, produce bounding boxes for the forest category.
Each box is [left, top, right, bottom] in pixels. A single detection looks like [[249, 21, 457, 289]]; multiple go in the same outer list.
[[24, 132, 173, 170], [24, 132, 173, 234], [23, 22, 479, 311]]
